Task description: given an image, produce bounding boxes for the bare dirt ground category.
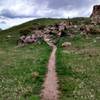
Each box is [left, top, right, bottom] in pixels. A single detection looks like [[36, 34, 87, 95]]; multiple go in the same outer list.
[[41, 44, 59, 100]]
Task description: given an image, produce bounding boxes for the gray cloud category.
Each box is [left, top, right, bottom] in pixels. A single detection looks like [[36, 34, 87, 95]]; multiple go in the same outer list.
[[0, 0, 100, 29], [0, 9, 40, 18], [46, 0, 90, 9], [0, 0, 100, 19], [30, 0, 100, 18], [0, 9, 18, 18]]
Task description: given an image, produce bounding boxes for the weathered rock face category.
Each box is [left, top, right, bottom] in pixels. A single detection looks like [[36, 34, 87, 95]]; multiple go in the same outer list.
[[90, 5, 100, 24]]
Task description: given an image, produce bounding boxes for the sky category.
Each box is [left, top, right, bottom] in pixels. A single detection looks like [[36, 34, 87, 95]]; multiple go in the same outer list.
[[0, 0, 100, 30]]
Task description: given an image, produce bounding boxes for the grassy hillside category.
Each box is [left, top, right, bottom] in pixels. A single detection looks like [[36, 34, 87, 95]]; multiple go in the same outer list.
[[57, 35, 100, 100], [0, 42, 50, 100], [0, 18, 64, 34], [0, 17, 90, 45], [0, 17, 90, 34], [0, 18, 100, 100], [0, 18, 66, 46], [0, 19, 53, 100]]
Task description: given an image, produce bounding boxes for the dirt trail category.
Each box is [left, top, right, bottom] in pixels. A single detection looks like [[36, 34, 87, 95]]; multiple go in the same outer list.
[[41, 43, 59, 100]]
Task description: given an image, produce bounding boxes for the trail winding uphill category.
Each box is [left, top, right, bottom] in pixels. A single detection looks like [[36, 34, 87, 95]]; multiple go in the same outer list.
[[41, 38, 59, 100]]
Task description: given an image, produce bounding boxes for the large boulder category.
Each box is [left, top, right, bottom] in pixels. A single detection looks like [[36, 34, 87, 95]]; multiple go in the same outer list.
[[90, 5, 100, 24]]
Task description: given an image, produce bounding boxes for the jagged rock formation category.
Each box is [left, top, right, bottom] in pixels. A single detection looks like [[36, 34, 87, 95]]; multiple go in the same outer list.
[[18, 17, 100, 46], [18, 21, 91, 46], [90, 5, 100, 24], [18, 21, 73, 45]]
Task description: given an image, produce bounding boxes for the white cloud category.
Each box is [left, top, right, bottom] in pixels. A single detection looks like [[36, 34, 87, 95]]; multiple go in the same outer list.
[[0, 17, 35, 29], [0, 0, 100, 29]]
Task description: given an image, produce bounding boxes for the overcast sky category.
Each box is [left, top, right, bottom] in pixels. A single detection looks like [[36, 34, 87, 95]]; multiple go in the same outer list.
[[0, 0, 100, 29]]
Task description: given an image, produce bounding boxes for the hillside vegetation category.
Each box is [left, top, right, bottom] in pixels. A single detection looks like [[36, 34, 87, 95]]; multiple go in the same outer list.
[[0, 18, 100, 100], [57, 35, 100, 100]]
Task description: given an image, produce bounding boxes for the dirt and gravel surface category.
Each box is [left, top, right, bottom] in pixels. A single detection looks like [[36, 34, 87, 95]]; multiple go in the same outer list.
[[41, 44, 59, 100]]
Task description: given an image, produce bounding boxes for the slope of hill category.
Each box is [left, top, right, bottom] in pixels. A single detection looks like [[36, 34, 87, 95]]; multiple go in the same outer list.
[[0, 18, 100, 100], [0, 17, 90, 34], [57, 35, 100, 100]]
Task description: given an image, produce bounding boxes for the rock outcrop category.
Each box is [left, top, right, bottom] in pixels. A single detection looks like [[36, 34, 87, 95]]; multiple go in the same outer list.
[[90, 5, 100, 24], [18, 16, 100, 46], [18, 21, 74, 45]]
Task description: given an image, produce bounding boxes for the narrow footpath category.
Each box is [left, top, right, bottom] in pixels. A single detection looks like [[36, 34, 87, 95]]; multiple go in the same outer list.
[[41, 42, 59, 100]]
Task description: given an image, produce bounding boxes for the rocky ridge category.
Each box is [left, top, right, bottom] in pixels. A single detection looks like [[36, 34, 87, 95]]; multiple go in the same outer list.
[[18, 5, 100, 46]]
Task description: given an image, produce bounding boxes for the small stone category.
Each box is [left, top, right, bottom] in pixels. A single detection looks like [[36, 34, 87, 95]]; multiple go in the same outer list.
[[7, 35, 12, 38], [62, 42, 72, 47], [32, 72, 39, 78]]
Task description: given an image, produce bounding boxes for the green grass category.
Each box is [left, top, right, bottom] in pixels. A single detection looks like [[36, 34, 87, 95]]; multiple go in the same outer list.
[[0, 18, 100, 100], [0, 30, 51, 100], [0, 18, 54, 100], [0, 18, 66, 100], [57, 34, 100, 100]]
